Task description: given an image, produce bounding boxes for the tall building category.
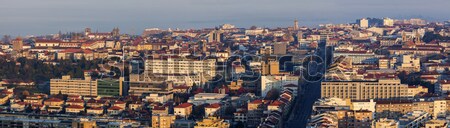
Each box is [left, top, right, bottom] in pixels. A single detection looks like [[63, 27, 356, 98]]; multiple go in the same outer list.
[[112, 27, 120, 37], [261, 60, 280, 75], [383, 17, 394, 26], [84, 28, 92, 36], [321, 79, 411, 100], [359, 18, 369, 28], [208, 29, 223, 43], [294, 19, 299, 31], [50, 75, 98, 96], [273, 42, 287, 55], [12, 37, 23, 52]]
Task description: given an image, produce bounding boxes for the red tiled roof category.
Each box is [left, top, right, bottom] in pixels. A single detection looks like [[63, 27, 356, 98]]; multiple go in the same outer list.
[[67, 105, 84, 109], [153, 106, 166, 110], [115, 101, 126, 104], [45, 98, 63, 102], [67, 99, 84, 103], [269, 101, 283, 106], [173, 86, 190, 89], [175, 103, 192, 108], [250, 99, 263, 104], [108, 106, 123, 110], [88, 107, 103, 110], [205, 103, 221, 108]]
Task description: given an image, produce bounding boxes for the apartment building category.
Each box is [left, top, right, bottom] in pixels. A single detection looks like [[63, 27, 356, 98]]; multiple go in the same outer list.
[[321, 79, 412, 100], [50, 75, 97, 96], [144, 55, 216, 85]]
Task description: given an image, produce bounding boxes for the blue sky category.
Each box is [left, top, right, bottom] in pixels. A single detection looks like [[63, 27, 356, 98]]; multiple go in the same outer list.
[[1, 0, 449, 36]]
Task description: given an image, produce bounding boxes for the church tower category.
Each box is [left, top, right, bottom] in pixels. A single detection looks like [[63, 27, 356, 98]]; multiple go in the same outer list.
[[294, 19, 299, 31], [112, 27, 120, 37], [415, 30, 421, 44]]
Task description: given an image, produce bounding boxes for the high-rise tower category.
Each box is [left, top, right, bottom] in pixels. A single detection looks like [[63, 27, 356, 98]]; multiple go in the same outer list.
[[294, 19, 299, 31]]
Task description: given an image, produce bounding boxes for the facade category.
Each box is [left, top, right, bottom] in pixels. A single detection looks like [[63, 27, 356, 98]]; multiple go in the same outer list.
[[145, 55, 216, 85], [273, 42, 287, 55], [97, 78, 123, 96], [321, 79, 410, 100], [188, 93, 229, 106], [373, 118, 399, 128], [359, 18, 369, 28], [398, 111, 430, 128], [205, 103, 222, 117], [12, 38, 23, 52], [333, 50, 377, 64], [128, 81, 173, 97], [50, 75, 97, 96], [174, 103, 193, 117], [424, 119, 448, 128], [383, 17, 394, 26], [260, 75, 298, 97], [152, 114, 176, 128], [194, 117, 230, 128], [397, 54, 421, 72], [0, 116, 64, 128]]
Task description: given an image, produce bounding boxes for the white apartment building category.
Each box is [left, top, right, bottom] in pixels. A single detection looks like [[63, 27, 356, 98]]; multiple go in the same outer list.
[[260, 75, 299, 97], [145, 55, 216, 86]]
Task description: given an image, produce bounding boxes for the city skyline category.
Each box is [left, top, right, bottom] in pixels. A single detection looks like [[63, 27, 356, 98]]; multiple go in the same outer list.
[[1, 0, 450, 36]]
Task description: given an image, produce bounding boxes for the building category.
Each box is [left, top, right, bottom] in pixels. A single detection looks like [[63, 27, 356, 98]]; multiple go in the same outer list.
[[260, 75, 298, 97], [321, 79, 411, 100], [333, 50, 377, 64], [359, 18, 369, 28], [97, 78, 123, 96], [144, 55, 216, 85], [350, 99, 376, 112], [397, 54, 420, 72], [174, 103, 193, 117], [205, 103, 222, 117], [12, 37, 23, 52], [424, 119, 448, 128], [435, 80, 450, 95], [72, 118, 97, 128], [194, 117, 230, 128], [173, 119, 196, 128], [375, 100, 413, 117], [50, 75, 97, 96], [383, 17, 394, 27], [398, 111, 430, 128], [208, 29, 223, 43], [373, 118, 399, 128], [378, 58, 390, 69], [152, 114, 176, 128], [294, 19, 299, 31], [145, 93, 172, 103], [0, 116, 65, 128], [308, 110, 373, 128], [273, 42, 287, 55], [187, 93, 229, 106], [247, 99, 267, 127], [128, 81, 173, 97], [261, 61, 281, 75]]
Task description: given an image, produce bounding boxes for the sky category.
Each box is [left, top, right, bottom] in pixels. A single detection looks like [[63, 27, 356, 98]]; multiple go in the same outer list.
[[1, 0, 449, 36]]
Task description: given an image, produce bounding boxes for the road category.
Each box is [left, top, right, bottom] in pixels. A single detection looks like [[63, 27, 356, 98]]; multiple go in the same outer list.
[[285, 42, 328, 128], [285, 81, 321, 128]]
